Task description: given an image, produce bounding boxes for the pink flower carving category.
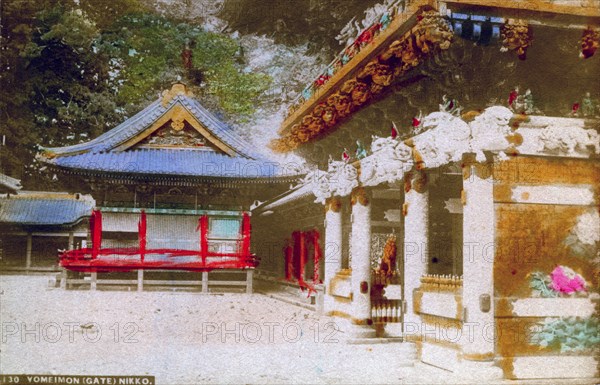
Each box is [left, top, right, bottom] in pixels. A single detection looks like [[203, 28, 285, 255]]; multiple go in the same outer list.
[[550, 266, 587, 294]]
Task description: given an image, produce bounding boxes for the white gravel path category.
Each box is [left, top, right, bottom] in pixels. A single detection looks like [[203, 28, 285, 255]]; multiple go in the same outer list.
[[0, 275, 421, 384]]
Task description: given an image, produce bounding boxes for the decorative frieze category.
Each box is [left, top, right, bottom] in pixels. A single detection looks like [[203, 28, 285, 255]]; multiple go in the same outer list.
[[301, 107, 599, 203]]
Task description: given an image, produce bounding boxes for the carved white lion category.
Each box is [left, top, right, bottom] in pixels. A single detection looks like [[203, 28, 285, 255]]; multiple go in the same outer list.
[[304, 169, 331, 204], [539, 125, 600, 157], [469, 106, 514, 159], [412, 111, 471, 168], [327, 160, 359, 197], [360, 136, 413, 186]]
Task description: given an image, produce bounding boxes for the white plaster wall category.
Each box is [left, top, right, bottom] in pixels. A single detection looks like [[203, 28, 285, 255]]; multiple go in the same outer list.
[[511, 185, 595, 205]]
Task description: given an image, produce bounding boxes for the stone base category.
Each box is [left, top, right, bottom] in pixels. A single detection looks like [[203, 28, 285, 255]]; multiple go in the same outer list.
[[348, 323, 377, 339], [399, 341, 418, 361], [457, 360, 504, 380]]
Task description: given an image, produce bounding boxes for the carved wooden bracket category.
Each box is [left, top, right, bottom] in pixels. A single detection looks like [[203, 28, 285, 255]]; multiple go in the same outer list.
[[351, 186, 369, 206], [325, 196, 342, 213]]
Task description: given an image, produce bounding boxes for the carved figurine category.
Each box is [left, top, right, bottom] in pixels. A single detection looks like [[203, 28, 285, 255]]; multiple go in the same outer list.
[[295, 126, 312, 143], [302, 114, 324, 135], [314, 74, 330, 88], [380, 39, 403, 61], [302, 86, 313, 100], [336, 17, 359, 47], [412, 110, 424, 134], [512, 88, 535, 115], [413, 11, 453, 54], [523, 88, 535, 115], [572, 102, 581, 117], [342, 148, 351, 163], [355, 140, 368, 160], [500, 20, 531, 60], [581, 92, 597, 117], [354, 24, 381, 49], [327, 92, 353, 118], [379, 233, 397, 277], [359, 61, 393, 87], [580, 28, 599, 59], [371, 63, 394, 86], [439, 95, 462, 116], [341, 45, 357, 65], [399, 36, 421, 71], [349, 80, 371, 106], [322, 105, 338, 127], [391, 121, 399, 139], [314, 103, 338, 127], [508, 86, 519, 110]]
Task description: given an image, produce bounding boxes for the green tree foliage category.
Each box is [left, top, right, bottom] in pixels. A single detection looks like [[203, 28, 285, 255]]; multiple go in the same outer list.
[[0, 0, 271, 188]]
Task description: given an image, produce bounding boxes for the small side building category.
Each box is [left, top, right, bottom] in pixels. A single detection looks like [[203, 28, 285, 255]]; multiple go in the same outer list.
[[0, 191, 94, 271]]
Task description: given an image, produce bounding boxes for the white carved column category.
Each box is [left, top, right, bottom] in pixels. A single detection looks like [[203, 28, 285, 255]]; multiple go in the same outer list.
[[324, 197, 343, 313], [402, 172, 429, 338], [460, 163, 502, 379], [349, 187, 375, 338]]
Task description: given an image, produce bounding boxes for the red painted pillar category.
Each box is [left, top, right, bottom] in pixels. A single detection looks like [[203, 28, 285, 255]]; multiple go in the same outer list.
[[241, 212, 251, 258], [200, 215, 209, 265], [138, 210, 147, 262], [299, 231, 306, 281], [90, 209, 103, 259], [312, 229, 321, 284]]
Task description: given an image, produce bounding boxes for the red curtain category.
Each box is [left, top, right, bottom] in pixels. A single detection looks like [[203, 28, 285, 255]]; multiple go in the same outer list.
[[312, 229, 321, 284], [138, 210, 147, 261], [241, 212, 251, 257], [199, 215, 209, 264], [90, 209, 102, 259]]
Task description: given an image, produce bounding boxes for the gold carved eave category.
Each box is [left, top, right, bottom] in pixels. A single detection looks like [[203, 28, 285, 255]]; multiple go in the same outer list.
[[115, 104, 236, 156], [272, 0, 600, 153], [444, 0, 600, 19], [277, 1, 432, 137]]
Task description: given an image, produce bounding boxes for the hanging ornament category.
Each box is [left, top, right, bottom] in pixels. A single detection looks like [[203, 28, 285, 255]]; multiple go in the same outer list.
[[580, 28, 599, 59], [500, 19, 531, 60]]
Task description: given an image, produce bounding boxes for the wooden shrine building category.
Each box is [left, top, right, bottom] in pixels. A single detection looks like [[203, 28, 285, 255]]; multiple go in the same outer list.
[[37, 83, 301, 288], [255, 0, 600, 381]]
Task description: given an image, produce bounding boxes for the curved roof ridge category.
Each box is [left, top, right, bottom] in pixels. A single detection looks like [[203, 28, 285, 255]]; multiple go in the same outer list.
[[41, 99, 165, 156], [39, 85, 264, 162]]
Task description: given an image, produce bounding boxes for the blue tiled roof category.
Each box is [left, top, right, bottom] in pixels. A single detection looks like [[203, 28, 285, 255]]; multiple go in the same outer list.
[[48, 148, 297, 179], [37, 85, 298, 179], [40, 91, 259, 159], [0, 192, 95, 226]]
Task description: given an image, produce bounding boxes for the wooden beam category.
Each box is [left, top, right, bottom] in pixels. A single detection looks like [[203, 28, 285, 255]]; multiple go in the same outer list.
[[137, 269, 144, 292], [90, 272, 97, 291], [202, 271, 208, 293], [278, 1, 428, 136], [278, 0, 600, 139], [246, 269, 254, 294], [444, 0, 600, 18], [25, 233, 32, 269]]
